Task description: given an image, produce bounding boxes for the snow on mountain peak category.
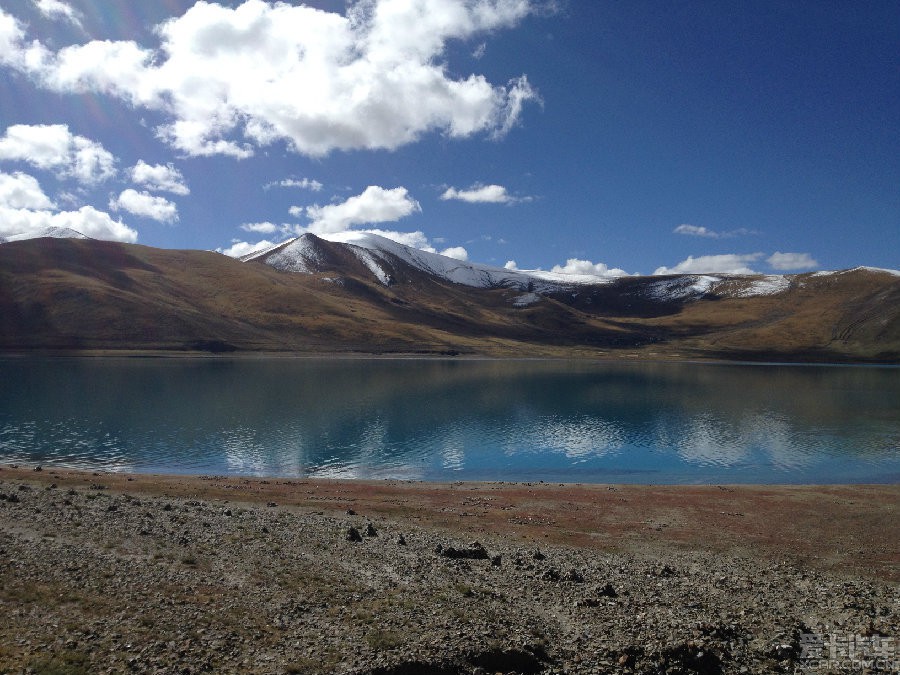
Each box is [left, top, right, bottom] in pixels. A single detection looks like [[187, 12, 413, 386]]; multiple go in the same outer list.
[[318, 230, 620, 290], [1, 227, 90, 243]]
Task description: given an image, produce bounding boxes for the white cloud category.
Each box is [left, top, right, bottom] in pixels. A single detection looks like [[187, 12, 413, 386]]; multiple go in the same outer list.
[[767, 251, 819, 271], [301, 186, 421, 234], [673, 224, 717, 238], [0, 123, 116, 184], [673, 223, 758, 239], [551, 258, 629, 278], [0, 10, 25, 61], [241, 221, 279, 234], [439, 245, 468, 261], [129, 160, 189, 195], [504, 260, 518, 270], [343, 227, 468, 261], [0, 170, 55, 209], [0, 169, 135, 242], [0, 1, 540, 158], [440, 183, 522, 204], [359, 228, 431, 249], [0, 205, 137, 242], [218, 239, 276, 258], [267, 177, 323, 192], [33, 0, 82, 28], [654, 253, 764, 275], [110, 189, 178, 223]]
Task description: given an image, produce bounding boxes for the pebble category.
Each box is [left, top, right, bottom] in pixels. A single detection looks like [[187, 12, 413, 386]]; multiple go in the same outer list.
[[0, 475, 895, 675]]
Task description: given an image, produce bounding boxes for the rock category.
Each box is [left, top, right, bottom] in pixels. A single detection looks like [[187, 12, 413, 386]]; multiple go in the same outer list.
[[650, 564, 676, 578], [364, 523, 377, 537], [563, 569, 584, 583], [440, 542, 489, 560], [346, 526, 363, 542], [598, 583, 617, 598], [540, 568, 561, 582]]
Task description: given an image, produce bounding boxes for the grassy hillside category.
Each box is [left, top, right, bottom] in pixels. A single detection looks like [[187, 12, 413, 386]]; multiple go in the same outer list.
[[0, 238, 897, 362]]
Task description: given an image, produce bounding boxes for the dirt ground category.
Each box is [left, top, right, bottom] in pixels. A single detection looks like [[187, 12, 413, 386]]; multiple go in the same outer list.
[[2, 464, 898, 674], [5, 465, 897, 582]]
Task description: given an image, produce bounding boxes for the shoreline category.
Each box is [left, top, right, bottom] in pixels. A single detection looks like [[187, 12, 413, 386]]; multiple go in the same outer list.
[[2, 465, 898, 674], [5, 464, 898, 581], [2, 348, 898, 366]]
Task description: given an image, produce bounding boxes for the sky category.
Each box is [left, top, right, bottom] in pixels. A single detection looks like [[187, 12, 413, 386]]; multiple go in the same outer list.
[[0, 0, 897, 277]]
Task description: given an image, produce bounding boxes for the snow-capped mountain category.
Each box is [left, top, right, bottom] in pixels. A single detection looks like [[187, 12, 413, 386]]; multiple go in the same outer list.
[[0, 227, 90, 243], [243, 231, 617, 291], [1, 236, 897, 361], [243, 231, 805, 303]]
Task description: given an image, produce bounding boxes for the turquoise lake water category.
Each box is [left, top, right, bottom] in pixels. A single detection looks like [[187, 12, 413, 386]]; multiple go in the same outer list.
[[1, 357, 898, 483]]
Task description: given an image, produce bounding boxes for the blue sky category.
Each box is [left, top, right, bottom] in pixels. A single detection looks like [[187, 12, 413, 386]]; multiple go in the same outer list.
[[0, 0, 897, 276]]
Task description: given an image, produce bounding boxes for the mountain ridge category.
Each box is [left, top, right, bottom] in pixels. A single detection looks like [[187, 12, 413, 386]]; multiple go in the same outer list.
[[1, 235, 898, 362]]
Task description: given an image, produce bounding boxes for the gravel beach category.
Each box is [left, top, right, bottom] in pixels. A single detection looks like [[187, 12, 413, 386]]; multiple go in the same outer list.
[[1, 466, 897, 674]]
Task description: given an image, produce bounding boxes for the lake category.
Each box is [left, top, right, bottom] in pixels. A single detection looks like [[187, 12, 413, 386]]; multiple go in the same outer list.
[[1, 357, 898, 483]]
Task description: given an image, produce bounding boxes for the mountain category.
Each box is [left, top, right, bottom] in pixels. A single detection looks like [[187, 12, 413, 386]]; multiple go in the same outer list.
[[1, 234, 898, 362], [244, 231, 617, 291], [245, 231, 845, 304], [0, 226, 91, 244]]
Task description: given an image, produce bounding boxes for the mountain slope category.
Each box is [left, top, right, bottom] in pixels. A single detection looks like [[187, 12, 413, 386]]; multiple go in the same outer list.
[[244, 232, 614, 291], [0, 237, 898, 361], [0, 226, 91, 244]]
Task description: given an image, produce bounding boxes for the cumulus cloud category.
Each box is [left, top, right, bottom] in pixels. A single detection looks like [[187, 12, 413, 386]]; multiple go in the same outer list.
[[551, 258, 629, 278], [32, 0, 82, 28], [266, 177, 323, 192], [766, 251, 819, 271], [324, 227, 468, 260], [300, 186, 421, 235], [673, 223, 758, 239], [0, 123, 116, 184], [241, 221, 279, 234], [110, 189, 178, 223], [440, 183, 525, 204], [0, 170, 55, 209], [439, 246, 468, 261], [654, 253, 764, 275], [504, 260, 518, 270], [218, 238, 276, 258], [129, 160, 189, 195], [0, 169, 136, 242], [0, 204, 136, 242], [0, 1, 540, 158], [359, 228, 430, 249]]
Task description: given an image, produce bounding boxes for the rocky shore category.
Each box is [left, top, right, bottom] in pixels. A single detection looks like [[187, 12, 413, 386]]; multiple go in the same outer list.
[[1, 467, 897, 674]]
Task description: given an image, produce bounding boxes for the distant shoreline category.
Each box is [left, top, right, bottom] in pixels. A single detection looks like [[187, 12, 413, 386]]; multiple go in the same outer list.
[[1, 348, 898, 366]]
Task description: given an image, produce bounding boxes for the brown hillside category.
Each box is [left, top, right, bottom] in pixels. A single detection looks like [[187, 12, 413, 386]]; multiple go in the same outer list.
[[0, 238, 897, 362]]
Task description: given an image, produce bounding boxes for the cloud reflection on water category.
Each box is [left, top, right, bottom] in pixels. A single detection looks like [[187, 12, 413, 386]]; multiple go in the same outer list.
[[1, 358, 898, 483]]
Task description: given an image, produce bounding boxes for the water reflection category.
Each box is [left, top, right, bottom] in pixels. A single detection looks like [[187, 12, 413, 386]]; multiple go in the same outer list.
[[0, 357, 898, 483]]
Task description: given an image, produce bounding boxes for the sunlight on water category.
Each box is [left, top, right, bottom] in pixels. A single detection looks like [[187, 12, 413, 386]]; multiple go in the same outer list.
[[1, 357, 898, 483]]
